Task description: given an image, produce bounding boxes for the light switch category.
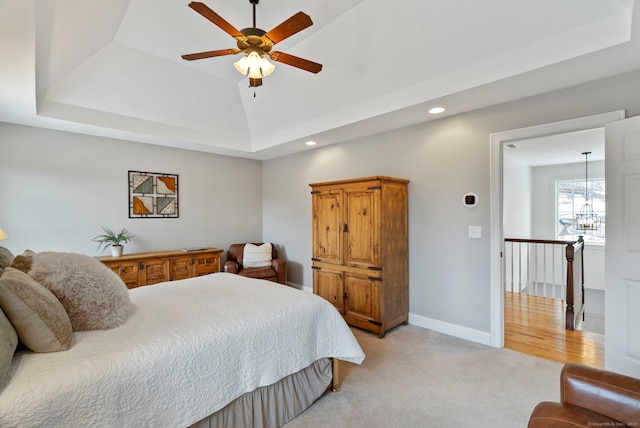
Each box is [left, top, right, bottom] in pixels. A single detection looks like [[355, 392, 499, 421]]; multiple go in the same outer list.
[[468, 226, 482, 239]]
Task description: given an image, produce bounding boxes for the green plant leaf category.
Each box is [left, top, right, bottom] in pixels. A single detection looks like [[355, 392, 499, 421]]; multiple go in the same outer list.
[[91, 226, 135, 253]]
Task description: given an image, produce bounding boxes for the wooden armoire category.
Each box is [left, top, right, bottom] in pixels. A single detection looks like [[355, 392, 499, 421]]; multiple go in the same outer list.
[[310, 176, 409, 338]]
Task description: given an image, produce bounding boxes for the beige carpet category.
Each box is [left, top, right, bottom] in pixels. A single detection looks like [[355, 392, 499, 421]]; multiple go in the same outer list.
[[285, 325, 563, 427]]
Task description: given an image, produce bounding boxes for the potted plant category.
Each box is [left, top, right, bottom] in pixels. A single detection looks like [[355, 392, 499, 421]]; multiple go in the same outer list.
[[91, 226, 135, 257]]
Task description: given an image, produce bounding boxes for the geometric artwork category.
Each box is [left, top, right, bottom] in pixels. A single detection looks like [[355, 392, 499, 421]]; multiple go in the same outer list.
[[128, 171, 179, 218]]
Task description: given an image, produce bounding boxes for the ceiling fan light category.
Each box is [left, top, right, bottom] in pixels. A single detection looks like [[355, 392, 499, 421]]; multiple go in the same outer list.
[[234, 56, 250, 75], [260, 57, 275, 76], [246, 51, 265, 79], [247, 51, 262, 67], [248, 67, 262, 79]]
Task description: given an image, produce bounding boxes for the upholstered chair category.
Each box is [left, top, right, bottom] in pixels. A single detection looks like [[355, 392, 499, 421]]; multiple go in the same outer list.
[[224, 243, 287, 284], [528, 363, 640, 427]]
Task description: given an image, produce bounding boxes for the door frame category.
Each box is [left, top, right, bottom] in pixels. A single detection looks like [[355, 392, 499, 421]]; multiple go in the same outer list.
[[488, 110, 625, 347]]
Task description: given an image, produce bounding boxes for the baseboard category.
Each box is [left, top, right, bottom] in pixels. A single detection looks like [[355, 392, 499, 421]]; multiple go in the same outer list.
[[287, 282, 311, 293], [294, 284, 492, 346], [408, 313, 492, 346], [582, 312, 605, 335]]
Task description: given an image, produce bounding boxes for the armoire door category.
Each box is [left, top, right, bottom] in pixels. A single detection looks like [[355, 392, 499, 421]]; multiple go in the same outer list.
[[313, 267, 344, 314], [344, 185, 380, 268], [312, 189, 344, 265], [344, 272, 380, 325]]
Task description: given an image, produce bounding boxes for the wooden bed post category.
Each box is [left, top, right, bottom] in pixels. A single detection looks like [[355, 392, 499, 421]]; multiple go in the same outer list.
[[332, 358, 340, 391]]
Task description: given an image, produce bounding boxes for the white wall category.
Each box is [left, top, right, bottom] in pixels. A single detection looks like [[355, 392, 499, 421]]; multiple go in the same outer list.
[[532, 161, 605, 291], [262, 69, 640, 342], [0, 123, 264, 257], [264, 119, 492, 338], [503, 154, 532, 238], [4, 69, 640, 345], [502, 152, 534, 296]]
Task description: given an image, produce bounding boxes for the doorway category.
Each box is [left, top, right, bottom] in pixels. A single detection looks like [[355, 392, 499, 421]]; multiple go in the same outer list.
[[488, 110, 625, 349], [504, 128, 605, 333]]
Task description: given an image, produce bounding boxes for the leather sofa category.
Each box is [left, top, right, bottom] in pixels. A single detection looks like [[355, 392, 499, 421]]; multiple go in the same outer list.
[[528, 363, 640, 427], [224, 243, 287, 284]]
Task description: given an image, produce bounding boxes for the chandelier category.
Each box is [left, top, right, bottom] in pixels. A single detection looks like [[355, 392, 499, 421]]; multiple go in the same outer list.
[[573, 151, 601, 231]]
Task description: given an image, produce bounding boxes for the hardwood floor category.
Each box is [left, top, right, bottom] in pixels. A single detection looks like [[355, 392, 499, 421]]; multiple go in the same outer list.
[[504, 292, 604, 368]]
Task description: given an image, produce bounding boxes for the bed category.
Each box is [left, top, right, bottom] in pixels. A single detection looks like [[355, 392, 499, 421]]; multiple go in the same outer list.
[[0, 260, 365, 428]]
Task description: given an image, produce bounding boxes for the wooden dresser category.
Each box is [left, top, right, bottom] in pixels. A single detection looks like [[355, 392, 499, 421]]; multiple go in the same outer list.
[[98, 248, 222, 289], [310, 176, 409, 338]]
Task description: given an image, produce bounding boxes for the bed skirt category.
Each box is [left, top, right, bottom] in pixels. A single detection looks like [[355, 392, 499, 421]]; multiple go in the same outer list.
[[188, 358, 332, 428]]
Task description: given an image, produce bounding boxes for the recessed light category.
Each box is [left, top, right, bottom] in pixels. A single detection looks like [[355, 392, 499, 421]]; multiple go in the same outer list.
[[305, 141, 317, 146], [429, 107, 445, 114]]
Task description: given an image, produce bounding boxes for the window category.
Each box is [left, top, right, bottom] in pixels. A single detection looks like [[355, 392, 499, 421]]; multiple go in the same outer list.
[[556, 178, 605, 244]]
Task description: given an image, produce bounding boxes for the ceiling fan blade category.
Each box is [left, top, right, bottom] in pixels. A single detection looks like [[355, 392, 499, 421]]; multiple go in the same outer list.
[[269, 51, 322, 74], [263, 12, 313, 46], [188, 2, 244, 39], [182, 49, 240, 61]]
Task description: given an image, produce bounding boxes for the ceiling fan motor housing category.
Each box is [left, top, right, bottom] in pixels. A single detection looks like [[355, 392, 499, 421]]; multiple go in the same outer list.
[[237, 28, 273, 53]]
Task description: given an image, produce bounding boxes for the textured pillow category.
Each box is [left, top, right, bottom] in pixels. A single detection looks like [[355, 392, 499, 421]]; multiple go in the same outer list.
[[10, 249, 35, 273], [29, 252, 132, 332], [243, 243, 272, 268], [0, 246, 14, 271], [0, 267, 72, 352], [0, 307, 18, 381]]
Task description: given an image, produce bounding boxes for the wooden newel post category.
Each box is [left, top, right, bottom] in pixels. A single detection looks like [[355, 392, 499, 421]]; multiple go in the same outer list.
[[565, 242, 576, 330]]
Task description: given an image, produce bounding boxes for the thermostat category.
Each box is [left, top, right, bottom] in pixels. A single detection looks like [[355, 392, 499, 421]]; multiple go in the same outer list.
[[464, 193, 478, 207]]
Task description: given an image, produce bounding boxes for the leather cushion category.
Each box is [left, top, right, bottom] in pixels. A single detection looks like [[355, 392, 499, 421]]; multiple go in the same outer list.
[[238, 266, 276, 280], [561, 363, 640, 423], [528, 402, 618, 428]]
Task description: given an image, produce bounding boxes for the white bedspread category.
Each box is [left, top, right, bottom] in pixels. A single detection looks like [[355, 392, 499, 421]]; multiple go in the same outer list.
[[0, 273, 364, 428]]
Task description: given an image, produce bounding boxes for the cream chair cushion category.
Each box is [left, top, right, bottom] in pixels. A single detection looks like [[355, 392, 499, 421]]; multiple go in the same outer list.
[[242, 243, 272, 268]]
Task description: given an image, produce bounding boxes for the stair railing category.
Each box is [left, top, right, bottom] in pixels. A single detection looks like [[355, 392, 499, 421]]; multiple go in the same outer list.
[[504, 237, 585, 330]]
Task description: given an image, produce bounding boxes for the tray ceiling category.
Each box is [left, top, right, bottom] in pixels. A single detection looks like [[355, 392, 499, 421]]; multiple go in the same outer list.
[[1, 0, 638, 159]]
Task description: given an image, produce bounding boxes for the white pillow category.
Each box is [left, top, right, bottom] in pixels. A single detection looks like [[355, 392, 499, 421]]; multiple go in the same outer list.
[[243, 243, 272, 268]]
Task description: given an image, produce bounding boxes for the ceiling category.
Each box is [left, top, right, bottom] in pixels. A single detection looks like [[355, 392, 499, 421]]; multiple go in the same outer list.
[[505, 128, 605, 167], [1, 0, 639, 160]]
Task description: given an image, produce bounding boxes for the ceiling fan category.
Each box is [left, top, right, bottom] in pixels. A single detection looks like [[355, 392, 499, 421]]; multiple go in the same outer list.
[[182, 0, 322, 91]]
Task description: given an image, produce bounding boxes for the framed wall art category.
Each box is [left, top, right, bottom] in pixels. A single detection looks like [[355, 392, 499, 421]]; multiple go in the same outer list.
[[128, 171, 179, 218]]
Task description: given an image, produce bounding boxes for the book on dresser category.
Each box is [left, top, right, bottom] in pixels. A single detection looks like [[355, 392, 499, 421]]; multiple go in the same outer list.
[[98, 248, 223, 289]]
